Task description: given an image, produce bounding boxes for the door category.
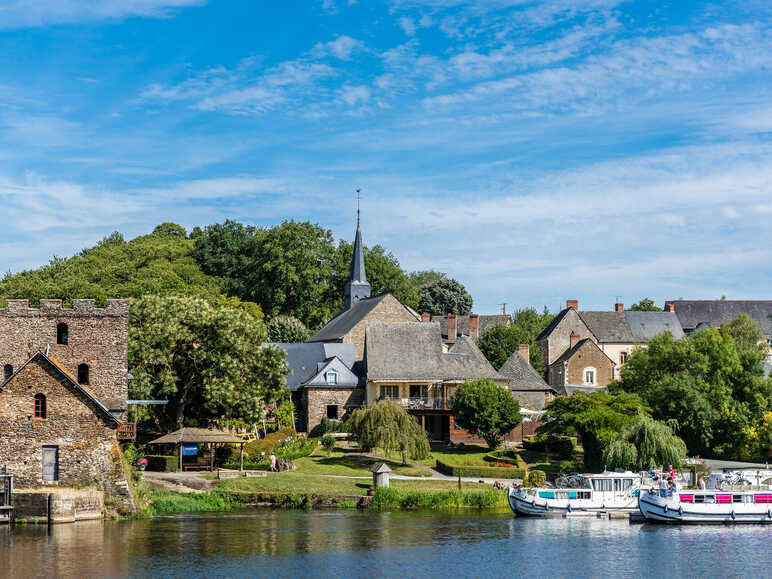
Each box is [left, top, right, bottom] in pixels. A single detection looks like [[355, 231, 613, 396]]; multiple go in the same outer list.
[[42, 446, 58, 482]]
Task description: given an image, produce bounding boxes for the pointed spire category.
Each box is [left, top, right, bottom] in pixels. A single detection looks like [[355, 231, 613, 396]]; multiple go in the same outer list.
[[344, 190, 371, 309]]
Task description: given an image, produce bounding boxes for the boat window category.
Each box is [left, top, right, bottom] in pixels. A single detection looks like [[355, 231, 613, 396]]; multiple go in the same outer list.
[[614, 479, 633, 491], [732, 495, 743, 503], [694, 495, 704, 503], [577, 491, 591, 500], [592, 479, 613, 492]]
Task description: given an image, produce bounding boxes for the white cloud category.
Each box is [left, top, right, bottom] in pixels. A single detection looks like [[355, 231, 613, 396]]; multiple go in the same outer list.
[[0, 0, 205, 28], [311, 36, 364, 60]]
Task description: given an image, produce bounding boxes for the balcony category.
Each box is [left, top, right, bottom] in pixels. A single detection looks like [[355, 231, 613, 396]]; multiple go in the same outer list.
[[381, 396, 450, 410]]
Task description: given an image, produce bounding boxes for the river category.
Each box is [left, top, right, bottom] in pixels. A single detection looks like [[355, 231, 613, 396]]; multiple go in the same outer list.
[[1, 510, 769, 578]]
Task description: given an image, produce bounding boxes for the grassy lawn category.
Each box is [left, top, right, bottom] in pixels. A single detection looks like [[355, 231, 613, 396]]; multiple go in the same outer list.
[[294, 446, 431, 477], [220, 472, 495, 497]]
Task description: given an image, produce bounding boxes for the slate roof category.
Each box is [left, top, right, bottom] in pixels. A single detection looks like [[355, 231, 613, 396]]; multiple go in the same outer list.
[[498, 351, 555, 393], [624, 311, 684, 341], [666, 300, 772, 337], [1, 351, 119, 426], [270, 342, 361, 391], [365, 322, 505, 382], [433, 314, 511, 341], [308, 293, 390, 342], [577, 311, 633, 342]]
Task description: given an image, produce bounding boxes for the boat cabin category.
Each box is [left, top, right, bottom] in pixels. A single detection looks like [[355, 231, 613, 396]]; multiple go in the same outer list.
[[679, 492, 772, 504]]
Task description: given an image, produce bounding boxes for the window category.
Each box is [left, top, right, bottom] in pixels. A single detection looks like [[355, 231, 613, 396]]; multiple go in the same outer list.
[[380, 385, 399, 400], [620, 352, 628, 364], [409, 385, 428, 399], [615, 479, 634, 492], [56, 323, 68, 345], [3, 364, 12, 381], [34, 394, 46, 419], [591, 478, 613, 492], [42, 446, 58, 482], [325, 370, 338, 385], [326, 405, 339, 420], [583, 368, 596, 385], [77, 363, 89, 385]]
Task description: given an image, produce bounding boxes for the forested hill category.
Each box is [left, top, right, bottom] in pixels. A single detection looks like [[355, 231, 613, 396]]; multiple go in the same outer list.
[[0, 220, 473, 330]]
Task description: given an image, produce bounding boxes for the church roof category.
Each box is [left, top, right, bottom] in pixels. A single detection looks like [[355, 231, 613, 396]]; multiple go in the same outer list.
[[349, 226, 367, 284], [308, 293, 391, 342]]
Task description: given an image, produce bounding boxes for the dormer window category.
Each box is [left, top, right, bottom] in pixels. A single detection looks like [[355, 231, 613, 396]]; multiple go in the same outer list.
[[325, 370, 338, 385], [57, 323, 68, 345]]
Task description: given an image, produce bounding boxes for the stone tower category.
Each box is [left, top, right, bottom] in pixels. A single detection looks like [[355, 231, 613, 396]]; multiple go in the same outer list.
[[343, 210, 371, 309]]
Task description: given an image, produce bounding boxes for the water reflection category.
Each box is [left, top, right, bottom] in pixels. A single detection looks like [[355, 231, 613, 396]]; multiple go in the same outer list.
[[0, 510, 769, 578]]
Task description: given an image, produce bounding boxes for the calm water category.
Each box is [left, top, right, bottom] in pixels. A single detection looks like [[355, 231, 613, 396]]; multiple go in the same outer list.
[[0, 510, 770, 578]]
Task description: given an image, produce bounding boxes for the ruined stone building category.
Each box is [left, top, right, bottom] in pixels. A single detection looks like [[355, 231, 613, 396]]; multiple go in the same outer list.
[[0, 299, 131, 505]]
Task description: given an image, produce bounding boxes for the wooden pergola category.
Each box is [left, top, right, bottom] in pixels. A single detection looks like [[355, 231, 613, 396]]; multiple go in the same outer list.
[[148, 427, 246, 472]]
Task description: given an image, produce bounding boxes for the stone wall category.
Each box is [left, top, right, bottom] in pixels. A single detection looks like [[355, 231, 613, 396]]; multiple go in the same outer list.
[[0, 357, 132, 512], [540, 308, 593, 366], [0, 299, 129, 410], [12, 489, 104, 523], [565, 341, 615, 386], [304, 387, 365, 433], [343, 294, 419, 359]]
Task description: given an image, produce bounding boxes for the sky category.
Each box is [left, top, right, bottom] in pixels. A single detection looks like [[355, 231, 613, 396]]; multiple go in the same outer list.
[[0, 0, 770, 314]]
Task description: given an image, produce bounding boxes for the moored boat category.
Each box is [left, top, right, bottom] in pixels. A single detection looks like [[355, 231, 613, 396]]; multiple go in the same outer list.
[[509, 471, 642, 516], [638, 489, 772, 524]]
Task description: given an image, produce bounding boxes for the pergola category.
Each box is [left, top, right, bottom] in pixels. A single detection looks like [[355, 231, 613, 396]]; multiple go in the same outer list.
[[148, 427, 246, 472]]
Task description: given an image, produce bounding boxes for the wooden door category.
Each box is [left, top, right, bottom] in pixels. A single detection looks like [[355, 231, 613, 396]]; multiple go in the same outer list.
[[42, 446, 58, 481]]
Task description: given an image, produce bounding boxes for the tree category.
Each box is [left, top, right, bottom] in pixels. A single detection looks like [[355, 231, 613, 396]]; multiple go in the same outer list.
[[348, 400, 430, 464], [418, 277, 473, 315], [477, 308, 554, 371], [603, 415, 687, 471], [274, 400, 296, 430], [540, 392, 648, 471], [266, 315, 310, 343], [450, 379, 522, 449], [407, 270, 446, 289], [629, 298, 660, 312], [129, 295, 288, 430]]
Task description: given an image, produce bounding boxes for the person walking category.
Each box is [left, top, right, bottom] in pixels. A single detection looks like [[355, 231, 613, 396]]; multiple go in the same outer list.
[[270, 452, 277, 472]]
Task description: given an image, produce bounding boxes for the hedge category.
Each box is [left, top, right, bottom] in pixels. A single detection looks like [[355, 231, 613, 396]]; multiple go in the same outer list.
[[522, 435, 576, 459], [486, 451, 528, 469], [146, 455, 178, 472], [435, 459, 525, 479]]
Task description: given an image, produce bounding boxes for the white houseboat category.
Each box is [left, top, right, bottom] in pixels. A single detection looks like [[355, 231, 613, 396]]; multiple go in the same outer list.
[[639, 489, 772, 524], [509, 472, 643, 516]]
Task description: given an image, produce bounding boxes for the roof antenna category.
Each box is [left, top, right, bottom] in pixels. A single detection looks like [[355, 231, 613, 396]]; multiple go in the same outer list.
[[355, 188, 361, 230]]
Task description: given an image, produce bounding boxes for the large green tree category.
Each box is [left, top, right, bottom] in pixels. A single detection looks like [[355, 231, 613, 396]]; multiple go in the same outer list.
[[540, 392, 648, 471], [348, 400, 430, 464], [603, 415, 687, 471], [266, 315, 311, 343], [418, 277, 473, 315], [629, 298, 661, 312], [477, 308, 554, 371], [450, 379, 522, 449], [129, 295, 288, 430], [614, 319, 772, 459]]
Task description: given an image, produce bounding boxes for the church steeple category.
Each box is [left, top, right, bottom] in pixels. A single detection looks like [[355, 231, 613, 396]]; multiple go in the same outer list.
[[344, 191, 371, 309]]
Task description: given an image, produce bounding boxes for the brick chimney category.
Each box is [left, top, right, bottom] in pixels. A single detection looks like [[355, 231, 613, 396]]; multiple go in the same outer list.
[[570, 331, 580, 348], [448, 314, 457, 340], [615, 302, 624, 312], [518, 344, 530, 364], [469, 314, 480, 339], [566, 299, 578, 310], [665, 303, 675, 312], [421, 313, 431, 322]]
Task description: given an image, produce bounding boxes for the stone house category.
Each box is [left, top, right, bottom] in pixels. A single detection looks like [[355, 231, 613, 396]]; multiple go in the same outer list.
[[364, 321, 509, 443], [0, 299, 131, 509], [547, 335, 616, 393], [272, 342, 364, 434], [307, 219, 419, 360], [429, 313, 511, 343], [536, 299, 684, 388], [497, 344, 558, 410]]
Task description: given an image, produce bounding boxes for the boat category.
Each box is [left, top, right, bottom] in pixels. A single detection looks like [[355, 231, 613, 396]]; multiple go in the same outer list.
[[638, 488, 772, 524], [508, 471, 643, 516]]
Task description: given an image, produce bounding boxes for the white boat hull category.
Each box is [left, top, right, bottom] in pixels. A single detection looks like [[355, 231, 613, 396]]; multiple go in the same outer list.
[[508, 488, 639, 517], [639, 491, 772, 524]]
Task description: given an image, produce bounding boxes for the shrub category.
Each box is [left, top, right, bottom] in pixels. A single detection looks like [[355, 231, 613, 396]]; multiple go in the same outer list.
[[524, 470, 546, 487], [321, 435, 336, 455], [273, 436, 317, 460], [146, 455, 178, 472], [487, 450, 528, 469], [435, 459, 525, 479], [523, 435, 576, 459], [149, 489, 233, 514], [371, 487, 506, 510], [244, 428, 296, 456], [320, 417, 349, 435]]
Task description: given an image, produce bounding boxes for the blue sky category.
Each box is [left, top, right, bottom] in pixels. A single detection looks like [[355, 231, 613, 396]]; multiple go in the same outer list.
[[0, 1, 770, 314]]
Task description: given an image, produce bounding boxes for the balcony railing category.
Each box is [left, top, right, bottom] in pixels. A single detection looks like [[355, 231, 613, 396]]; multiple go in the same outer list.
[[382, 397, 450, 410]]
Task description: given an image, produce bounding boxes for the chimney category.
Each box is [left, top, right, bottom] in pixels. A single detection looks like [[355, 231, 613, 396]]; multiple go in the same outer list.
[[665, 303, 675, 312], [566, 299, 578, 310], [469, 314, 480, 339], [615, 302, 624, 312], [448, 315, 457, 340], [518, 344, 530, 364], [570, 331, 580, 348], [421, 313, 431, 323]]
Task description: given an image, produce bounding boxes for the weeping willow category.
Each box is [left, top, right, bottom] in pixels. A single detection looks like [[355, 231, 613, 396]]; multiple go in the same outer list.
[[348, 400, 431, 464], [603, 415, 687, 471]]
